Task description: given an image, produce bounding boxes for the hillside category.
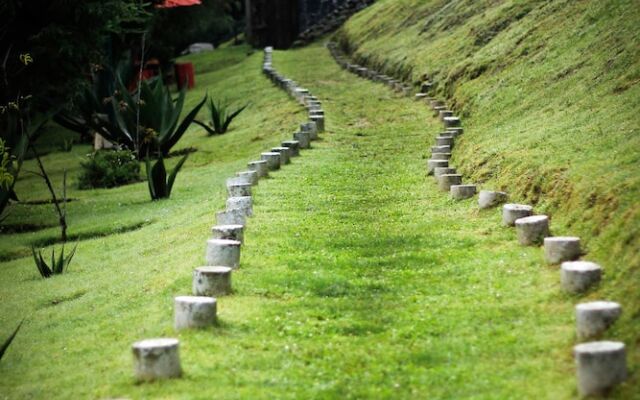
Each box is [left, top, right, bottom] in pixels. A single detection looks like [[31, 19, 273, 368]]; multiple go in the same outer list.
[[338, 0, 639, 391]]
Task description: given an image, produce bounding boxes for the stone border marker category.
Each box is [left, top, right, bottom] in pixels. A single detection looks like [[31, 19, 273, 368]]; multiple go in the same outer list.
[[227, 196, 253, 217], [437, 174, 462, 191], [515, 215, 550, 245], [211, 224, 244, 243], [227, 182, 252, 198], [432, 152, 452, 160], [478, 190, 508, 209], [205, 238, 241, 268], [261, 152, 281, 170], [431, 145, 451, 153], [193, 266, 232, 296], [434, 167, 457, 177], [216, 210, 246, 226], [248, 160, 268, 178], [174, 296, 217, 330], [310, 115, 325, 132], [502, 204, 533, 226], [427, 159, 448, 175], [451, 184, 477, 200], [574, 341, 627, 396], [132, 338, 181, 381], [443, 116, 461, 128], [294, 131, 311, 149], [236, 170, 258, 185], [561, 261, 602, 293], [300, 122, 318, 140], [281, 140, 300, 156], [576, 301, 622, 340], [544, 236, 581, 264], [436, 136, 454, 147], [271, 147, 291, 165]]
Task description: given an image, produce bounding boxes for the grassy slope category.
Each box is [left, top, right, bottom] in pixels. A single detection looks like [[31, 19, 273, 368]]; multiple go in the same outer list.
[[1, 36, 635, 397], [339, 0, 640, 389]]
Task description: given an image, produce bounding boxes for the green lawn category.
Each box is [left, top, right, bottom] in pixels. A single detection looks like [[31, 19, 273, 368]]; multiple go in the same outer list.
[[0, 39, 636, 398]]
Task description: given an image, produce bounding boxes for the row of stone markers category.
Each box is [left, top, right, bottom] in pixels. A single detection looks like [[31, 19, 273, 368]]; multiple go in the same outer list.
[[130, 46, 325, 382], [326, 41, 628, 396]]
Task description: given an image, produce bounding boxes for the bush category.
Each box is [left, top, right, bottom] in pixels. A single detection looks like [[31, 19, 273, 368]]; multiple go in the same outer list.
[[78, 149, 140, 189]]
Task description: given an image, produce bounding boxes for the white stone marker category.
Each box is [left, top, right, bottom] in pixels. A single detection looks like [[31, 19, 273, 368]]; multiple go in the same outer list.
[[309, 109, 324, 117], [294, 131, 311, 149], [502, 204, 533, 226], [437, 174, 462, 191], [574, 341, 627, 396], [310, 115, 325, 132], [227, 182, 252, 198], [211, 224, 244, 243], [132, 338, 181, 381], [300, 121, 318, 140], [514, 215, 550, 245], [451, 184, 477, 200], [434, 167, 457, 177], [247, 160, 269, 178], [227, 196, 253, 217], [432, 152, 452, 160], [205, 238, 241, 268], [427, 159, 449, 175], [544, 236, 581, 264], [446, 127, 464, 137], [281, 140, 300, 156], [439, 110, 453, 121], [271, 147, 291, 165], [236, 170, 258, 186], [561, 261, 602, 293], [261, 152, 281, 170], [174, 296, 217, 330], [478, 190, 508, 209], [443, 116, 461, 128], [576, 301, 622, 340], [193, 266, 232, 296], [431, 145, 451, 153], [216, 210, 246, 226], [436, 136, 454, 147]]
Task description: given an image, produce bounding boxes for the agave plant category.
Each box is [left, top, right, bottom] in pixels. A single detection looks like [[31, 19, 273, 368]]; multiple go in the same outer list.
[[0, 320, 22, 361], [145, 153, 189, 201], [194, 95, 247, 135], [32, 243, 78, 278]]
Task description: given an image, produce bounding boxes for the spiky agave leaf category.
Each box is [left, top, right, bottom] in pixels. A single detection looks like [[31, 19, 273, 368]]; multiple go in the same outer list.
[[222, 103, 248, 132], [0, 320, 23, 361], [166, 154, 189, 197]]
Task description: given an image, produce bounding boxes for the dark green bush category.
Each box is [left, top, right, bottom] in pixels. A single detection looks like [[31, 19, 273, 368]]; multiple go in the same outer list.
[[78, 149, 140, 189]]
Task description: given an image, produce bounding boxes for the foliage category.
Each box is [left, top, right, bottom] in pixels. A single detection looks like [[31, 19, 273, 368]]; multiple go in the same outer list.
[[32, 244, 78, 279], [78, 149, 141, 189], [145, 153, 189, 200], [0, 139, 14, 189], [194, 96, 248, 135], [0, 320, 22, 361]]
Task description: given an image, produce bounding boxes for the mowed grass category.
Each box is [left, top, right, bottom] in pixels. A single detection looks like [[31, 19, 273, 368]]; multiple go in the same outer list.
[[0, 39, 618, 398]]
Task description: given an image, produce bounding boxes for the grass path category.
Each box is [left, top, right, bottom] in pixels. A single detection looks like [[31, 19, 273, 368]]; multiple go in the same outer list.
[[0, 43, 594, 398]]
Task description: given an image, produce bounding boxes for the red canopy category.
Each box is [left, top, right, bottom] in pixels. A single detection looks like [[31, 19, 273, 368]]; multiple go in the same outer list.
[[156, 0, 202, 8]]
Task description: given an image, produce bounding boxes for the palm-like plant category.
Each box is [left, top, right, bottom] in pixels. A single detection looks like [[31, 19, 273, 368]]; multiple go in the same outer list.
[[145, 152, 189, 201], [194, 95, 247, 135], [32, 243, 78, 279]]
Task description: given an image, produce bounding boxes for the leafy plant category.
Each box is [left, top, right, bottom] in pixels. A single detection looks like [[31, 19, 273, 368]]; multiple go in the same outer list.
[[78, 149, 140, 189], [194, 96, 248, 135], [145, 153, 189, 200], [58, 138, 74, 152], [0, 320, 23, 362], [0, 139, 14, 189], [32, 243, 78, 279]]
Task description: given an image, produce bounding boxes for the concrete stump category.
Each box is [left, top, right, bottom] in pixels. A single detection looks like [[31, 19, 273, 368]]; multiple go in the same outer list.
[[300, 122, 318, 140], [310, 115, 325, 132], [281, 140, 300, 156], [451, 184, 477, 200], [205, 238, 241, 268], [576, 301, 622, 340], [561, 261, 602, 293], [447, 127, 464, 137], [211, 224, 244, 243], [309, 109, 324, 117], [478, 190, 508, 209], [544, 236, 581, 264], [261, 152, 281, 170], [236, 170, 258, 186], [439, 110, 453, 121], [432, 152, 452, 160], [227, 196, 253, 217], [430, 99, 445, 109], [434, 167, 457, 177], [132, 338, 181, 381], [431, 145, 451, 153], [294, 131, 311, 149], [415, 93, 429, 100], [216, 209, 246, 226], [574, 341, 627, 396], [433, 106, 447, 117], [247, 160, 269, 178], [437, 174, 462, 191], [443, 116, 461, 128], [174, 296, 217, 330], [427, 159, 449, 175], [271, 147, 291, 165], [227, 182, 252, 198], [502, 204, 533, 226], [436, 136, 454, 147], [193, 266, 232, 296], [515, 215, 550, 245]]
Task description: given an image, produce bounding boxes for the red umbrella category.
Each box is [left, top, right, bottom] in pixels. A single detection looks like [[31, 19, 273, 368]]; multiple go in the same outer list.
[[156, 0, 202, 8]]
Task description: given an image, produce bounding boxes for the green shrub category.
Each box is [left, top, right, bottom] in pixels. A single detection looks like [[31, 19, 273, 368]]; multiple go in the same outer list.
[[78, 149, 140, 189]]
